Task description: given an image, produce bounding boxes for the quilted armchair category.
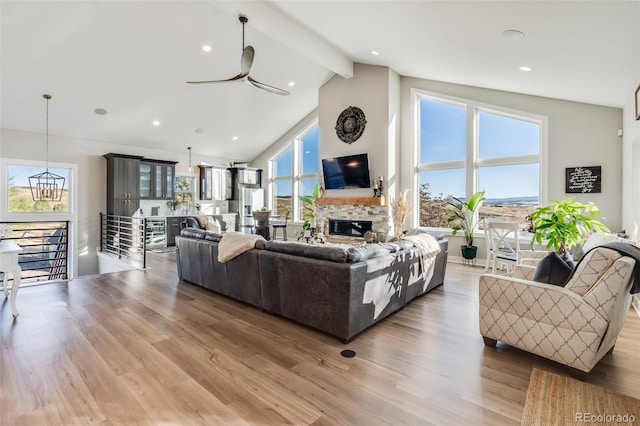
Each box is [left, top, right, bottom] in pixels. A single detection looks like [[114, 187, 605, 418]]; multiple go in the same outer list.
[[479, 246, 635, 375]]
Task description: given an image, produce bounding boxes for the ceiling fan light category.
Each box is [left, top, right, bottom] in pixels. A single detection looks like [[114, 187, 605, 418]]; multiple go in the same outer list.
[[185, 15, 289, 96]]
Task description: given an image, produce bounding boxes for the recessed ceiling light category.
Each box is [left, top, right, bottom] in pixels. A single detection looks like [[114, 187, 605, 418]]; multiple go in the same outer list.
[[195, 128, 204, 134], [202, 44, 212, 52], [232, 136, 238, 140], [94, 108, 108, 115], [288, 81, 295, 87], [371, 50, 380, 56], [519, 66, 532, 71], [152, 120, 161, 126], [503, 29, 525, 39]]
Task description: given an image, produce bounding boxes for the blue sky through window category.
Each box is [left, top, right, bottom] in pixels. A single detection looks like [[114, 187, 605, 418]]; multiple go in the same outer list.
[[478, 112, 539, 159], [419, 96, 540, 204], [300, 126, 319, 175], [420, 98, 466, 164], [8, 165, 69, 187], [479, 164, 539, 200], [274, 147, 292, 177], [272, 123, 319, 199]]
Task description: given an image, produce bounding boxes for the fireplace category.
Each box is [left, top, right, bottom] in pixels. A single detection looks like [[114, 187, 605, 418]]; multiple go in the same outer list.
[[316, 197, 390, 241], [328, 219, 373, 238]]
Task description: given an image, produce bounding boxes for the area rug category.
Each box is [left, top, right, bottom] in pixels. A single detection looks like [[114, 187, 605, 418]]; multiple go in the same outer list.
[[522, 368, 639, 425]]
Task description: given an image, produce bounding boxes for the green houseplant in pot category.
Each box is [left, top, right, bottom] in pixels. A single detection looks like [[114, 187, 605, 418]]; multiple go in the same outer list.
[[297, 183, 319, 241], [446, 190, 486, 260], [528, 197, 609, 261]]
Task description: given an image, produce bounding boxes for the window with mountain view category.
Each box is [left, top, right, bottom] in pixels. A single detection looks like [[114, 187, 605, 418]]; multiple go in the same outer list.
[[269, 121, 318, 221], [415, 91, 543, 230]]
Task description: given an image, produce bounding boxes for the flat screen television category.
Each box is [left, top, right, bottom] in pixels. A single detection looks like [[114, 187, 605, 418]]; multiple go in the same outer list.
[[322, 153, 371, 190]]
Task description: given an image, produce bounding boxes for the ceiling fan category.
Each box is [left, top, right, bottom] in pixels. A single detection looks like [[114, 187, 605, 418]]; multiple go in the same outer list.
[[186, 15, 290, 96]]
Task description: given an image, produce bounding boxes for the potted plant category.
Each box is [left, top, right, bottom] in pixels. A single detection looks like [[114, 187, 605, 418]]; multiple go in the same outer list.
[[297, 183, 319, 241], [166, 199, 180, 214], [528, 197, 609, 261], [446, 190, 486, 260]]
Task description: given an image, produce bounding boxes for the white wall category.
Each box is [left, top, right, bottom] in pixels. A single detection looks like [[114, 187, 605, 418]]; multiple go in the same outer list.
[[319, 63, 398, 199], [0, 128, 233, 276]]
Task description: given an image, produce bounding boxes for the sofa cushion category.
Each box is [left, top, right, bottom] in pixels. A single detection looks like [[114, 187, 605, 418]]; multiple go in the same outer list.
[[533, 251, 573, 287], [179, 227, 223, 241], [204, 231, 223, 242], [346, 244, 393, 262], [180, 228, 207, 239], [404, 228, 444, 241], [260, 240, 350, 263], [193, 215, 209, 228]]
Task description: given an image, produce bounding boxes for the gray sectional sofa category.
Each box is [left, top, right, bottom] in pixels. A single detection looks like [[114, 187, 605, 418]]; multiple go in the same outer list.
[[175, 228, 448, 342]]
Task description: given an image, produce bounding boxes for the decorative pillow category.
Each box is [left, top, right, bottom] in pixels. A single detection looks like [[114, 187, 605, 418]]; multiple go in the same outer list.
[[581, 232, 626, 254], [532, 252, 573, 287], [205, 220, 221, 233]]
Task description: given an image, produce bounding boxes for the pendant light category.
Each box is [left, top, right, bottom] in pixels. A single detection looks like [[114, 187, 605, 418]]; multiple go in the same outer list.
[[29, 94, 66, 201], [187, 146, 193, 173]]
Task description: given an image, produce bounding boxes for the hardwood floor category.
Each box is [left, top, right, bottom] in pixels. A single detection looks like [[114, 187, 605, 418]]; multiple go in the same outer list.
[[1, 253, 639, 425]]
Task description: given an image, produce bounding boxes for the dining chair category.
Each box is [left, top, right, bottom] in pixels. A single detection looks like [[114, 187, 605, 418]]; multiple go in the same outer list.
[[485, 220, 520, 274], [272, 210, 290, 241]]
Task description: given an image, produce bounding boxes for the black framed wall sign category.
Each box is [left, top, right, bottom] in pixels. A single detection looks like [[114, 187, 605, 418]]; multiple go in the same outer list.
[[565, 166, 601, 193]]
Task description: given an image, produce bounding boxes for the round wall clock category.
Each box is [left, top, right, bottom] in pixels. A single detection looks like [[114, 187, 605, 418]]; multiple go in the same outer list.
[[335, 106, 367, 144]]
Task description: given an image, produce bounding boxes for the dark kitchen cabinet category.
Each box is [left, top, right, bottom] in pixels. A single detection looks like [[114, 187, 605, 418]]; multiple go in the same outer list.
[[140, 160, 177, 200], [152, 161, 176, 200], [104, 153, 142, 216], [165, 216, 186, 246]]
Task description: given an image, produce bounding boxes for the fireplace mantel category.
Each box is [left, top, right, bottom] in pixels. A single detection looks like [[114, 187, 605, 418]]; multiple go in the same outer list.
[[315, 196, 386, 206]]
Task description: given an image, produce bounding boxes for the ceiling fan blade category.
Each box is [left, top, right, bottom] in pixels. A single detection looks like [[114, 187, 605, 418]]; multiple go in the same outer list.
[[186, 73, 245, 84], [241, 46, 254, 77], [247, 76, 290, 96]]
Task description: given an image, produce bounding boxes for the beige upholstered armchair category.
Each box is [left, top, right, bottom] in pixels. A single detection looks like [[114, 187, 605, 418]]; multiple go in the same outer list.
[[479, 246, 635, 376]]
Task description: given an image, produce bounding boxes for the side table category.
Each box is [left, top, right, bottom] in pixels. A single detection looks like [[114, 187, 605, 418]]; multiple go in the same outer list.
[[1, 240, 23, 318]]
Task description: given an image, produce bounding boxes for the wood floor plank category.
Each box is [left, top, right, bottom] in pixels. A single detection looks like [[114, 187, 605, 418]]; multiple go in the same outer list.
[[1, 254, 638, 425]]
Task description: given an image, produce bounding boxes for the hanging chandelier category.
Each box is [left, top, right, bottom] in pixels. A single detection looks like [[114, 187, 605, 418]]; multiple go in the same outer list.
[[187, 146, 192, 173], [29, 94, 66, 201]]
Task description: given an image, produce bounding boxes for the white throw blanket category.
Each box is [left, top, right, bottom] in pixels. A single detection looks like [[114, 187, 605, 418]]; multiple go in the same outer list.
[[217, 232, 265, 263], [402, 233, 441, 275]]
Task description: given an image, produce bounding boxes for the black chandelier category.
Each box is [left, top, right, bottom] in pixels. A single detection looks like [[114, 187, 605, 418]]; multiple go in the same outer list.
[[29, 94, 65, 201]]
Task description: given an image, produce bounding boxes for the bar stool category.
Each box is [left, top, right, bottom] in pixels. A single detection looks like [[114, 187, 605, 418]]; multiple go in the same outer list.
[[272, 210, 289, 241]]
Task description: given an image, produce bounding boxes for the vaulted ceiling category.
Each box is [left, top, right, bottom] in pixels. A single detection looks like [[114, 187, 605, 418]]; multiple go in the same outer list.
[[2, 1, 638, 161]]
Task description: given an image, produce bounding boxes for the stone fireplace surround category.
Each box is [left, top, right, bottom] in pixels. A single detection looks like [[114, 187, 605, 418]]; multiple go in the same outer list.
[[315, 197, 390, 241]]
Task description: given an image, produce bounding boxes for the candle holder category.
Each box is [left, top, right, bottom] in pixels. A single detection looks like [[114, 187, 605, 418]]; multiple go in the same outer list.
[[373, 177, 384, 197]]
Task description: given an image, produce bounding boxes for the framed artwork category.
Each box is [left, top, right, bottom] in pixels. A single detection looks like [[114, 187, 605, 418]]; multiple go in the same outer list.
[[636, 83, 640, 121], [565, 166, 601, 193]]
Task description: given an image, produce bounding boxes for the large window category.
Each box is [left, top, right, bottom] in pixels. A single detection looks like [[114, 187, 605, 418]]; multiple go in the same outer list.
[[415, 91, 545, 230], [269, 121, 319, 221]]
